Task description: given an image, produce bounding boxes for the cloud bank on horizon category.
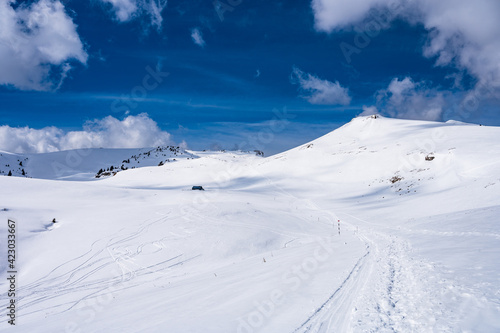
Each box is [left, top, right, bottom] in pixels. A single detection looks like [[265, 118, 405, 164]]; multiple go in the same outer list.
[[311, 0, 500, 120], [0, 114, 175, 154]]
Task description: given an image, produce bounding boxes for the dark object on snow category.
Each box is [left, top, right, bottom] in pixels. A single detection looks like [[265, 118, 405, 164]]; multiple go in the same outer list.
[[52, 218, 57, 223], [192, 186, 204, 191], [425, 155, 435, 161], [390, 176, 402, 183]]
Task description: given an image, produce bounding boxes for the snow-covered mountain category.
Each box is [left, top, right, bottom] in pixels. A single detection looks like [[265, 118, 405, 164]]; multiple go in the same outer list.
[[0, 146, 198, 180], [1, 116, 499, 332]]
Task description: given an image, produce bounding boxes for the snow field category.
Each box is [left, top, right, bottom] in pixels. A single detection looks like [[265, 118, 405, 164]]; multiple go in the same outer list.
[[1, 116, 499, 332]]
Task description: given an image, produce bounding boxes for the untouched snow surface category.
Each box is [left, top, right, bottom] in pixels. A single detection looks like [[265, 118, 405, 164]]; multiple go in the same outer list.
[[1, 116, 499, 332]]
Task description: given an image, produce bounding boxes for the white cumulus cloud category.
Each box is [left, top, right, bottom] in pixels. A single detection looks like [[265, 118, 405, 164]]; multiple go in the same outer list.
[[101, 0, 138, 21], [0, 114, 174, 154], [311, 0, 500, 98], [312, 0, 387, 31], [0, 0, 88, 91], [290, 67, 351, 105], [365, 77, 447, 121], [360, 105, 378, 116], [191, 27, 205, 47], [100, 0, 168, 31]]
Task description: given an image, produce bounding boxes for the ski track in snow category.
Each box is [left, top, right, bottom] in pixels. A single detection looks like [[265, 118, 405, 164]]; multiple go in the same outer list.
[[289, 213, 460, 333], [7, 213, 202, 318], [292, 245, 371, 333]]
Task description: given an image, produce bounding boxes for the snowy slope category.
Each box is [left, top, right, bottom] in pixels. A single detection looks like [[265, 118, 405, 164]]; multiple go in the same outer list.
[[0, 146, 198, 180], [256, 115, 500, 331], [0, 116, 499, 332]]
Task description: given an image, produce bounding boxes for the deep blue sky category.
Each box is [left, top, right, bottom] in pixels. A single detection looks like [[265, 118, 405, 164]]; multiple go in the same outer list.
[[1, 0, 498, 154]]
